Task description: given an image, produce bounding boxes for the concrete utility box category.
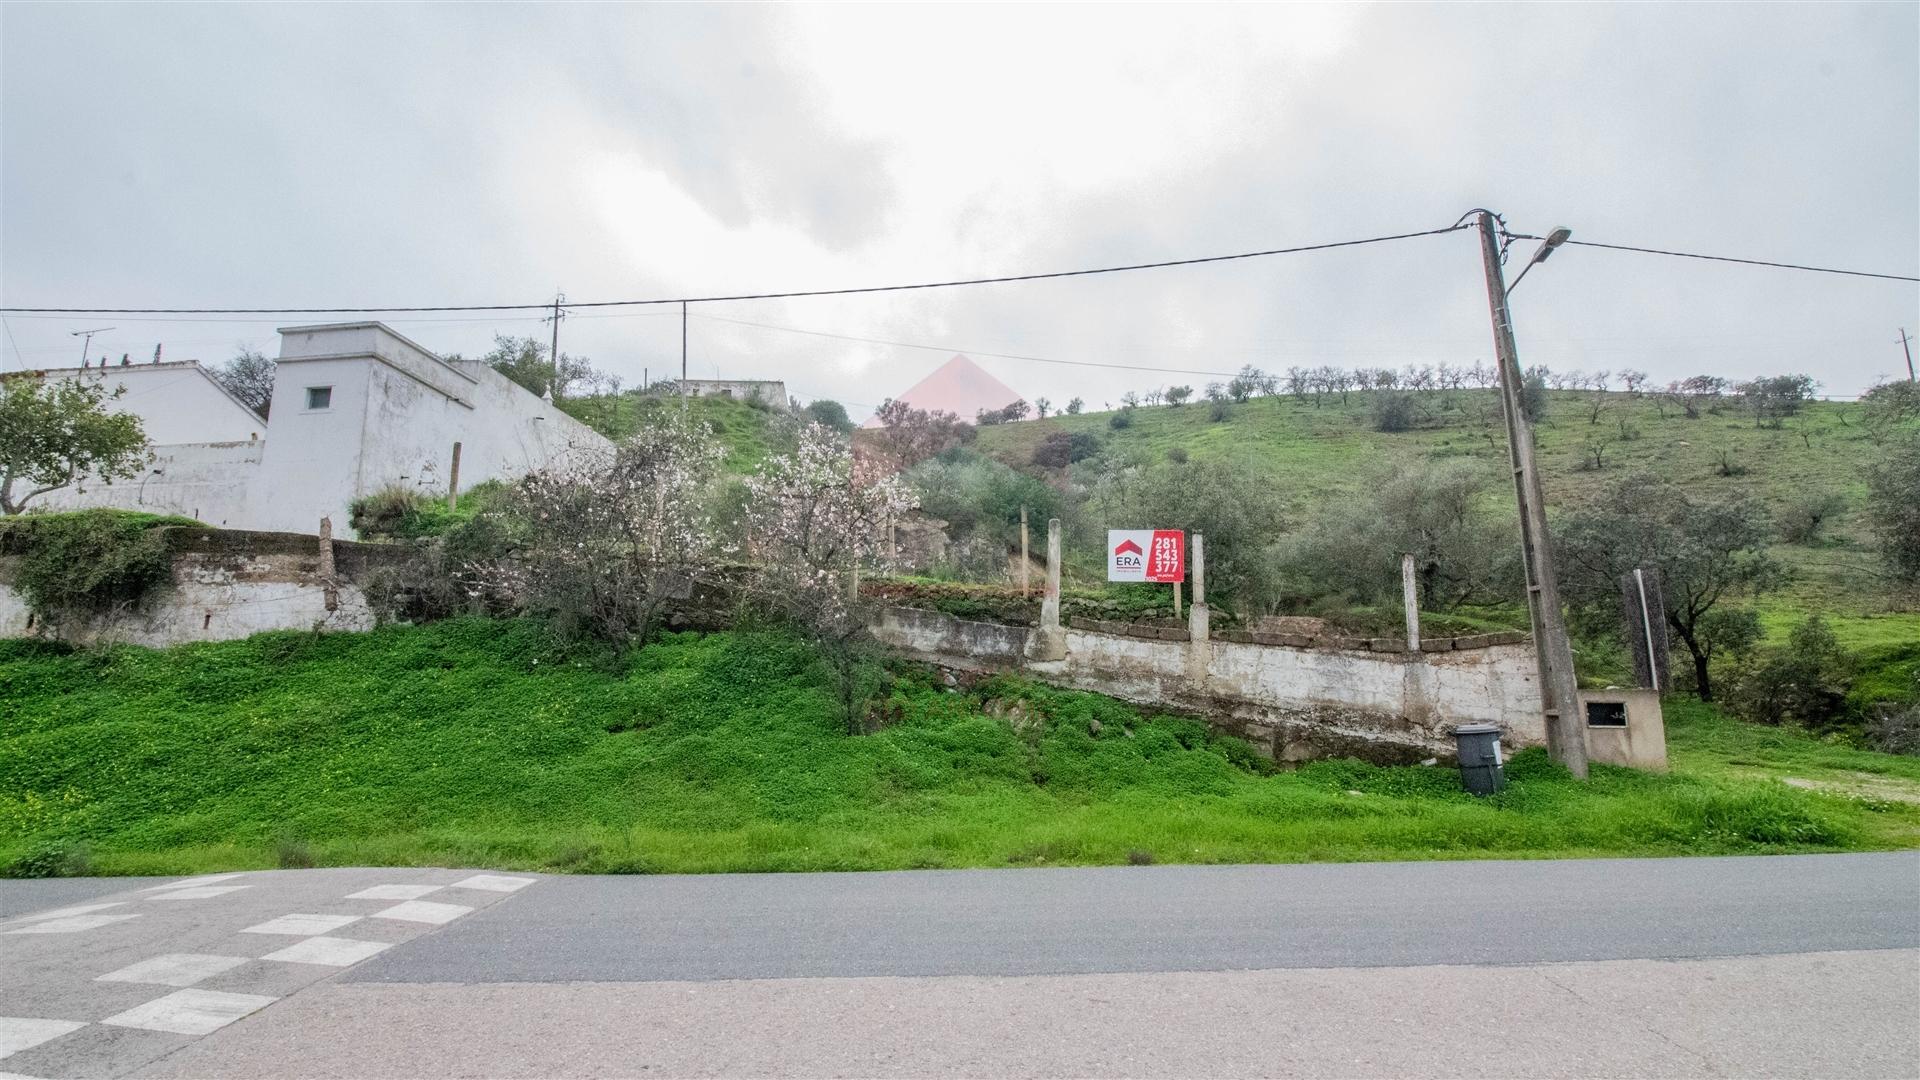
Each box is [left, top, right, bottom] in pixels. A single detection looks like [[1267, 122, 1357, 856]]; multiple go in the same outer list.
[[1453, 724, 1506, 796], [1579, 689, 1668, 772]]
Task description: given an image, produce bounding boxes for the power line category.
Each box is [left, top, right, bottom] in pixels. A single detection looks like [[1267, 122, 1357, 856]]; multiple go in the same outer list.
[[0, 225, 1469, 315], [1502, 233, 1919, 282]]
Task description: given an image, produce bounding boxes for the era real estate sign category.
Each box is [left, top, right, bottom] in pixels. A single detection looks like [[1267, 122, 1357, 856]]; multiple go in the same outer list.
[[1108, 530, 1185, 583]]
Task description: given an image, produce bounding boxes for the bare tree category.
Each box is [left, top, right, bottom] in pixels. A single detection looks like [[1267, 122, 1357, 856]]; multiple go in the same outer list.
[[212, 347, 276, 418]]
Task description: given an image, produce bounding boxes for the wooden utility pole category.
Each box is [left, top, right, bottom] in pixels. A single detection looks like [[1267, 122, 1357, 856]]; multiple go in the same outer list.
[[1900, 328, 1915, 382], [1477, 211, 1588, 778], [681, 301, 688, 382]]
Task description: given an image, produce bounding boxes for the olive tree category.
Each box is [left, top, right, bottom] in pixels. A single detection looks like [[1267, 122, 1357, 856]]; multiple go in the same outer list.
[[0, 373, 149, 515], [1864, 433, 1920, 587], [1279, 461, 1519, 612], [1556, 472, 1784, 701]]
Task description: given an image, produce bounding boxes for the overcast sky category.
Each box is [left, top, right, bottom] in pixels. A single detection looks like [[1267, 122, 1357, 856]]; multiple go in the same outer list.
[[3, 3, 1915, 416]]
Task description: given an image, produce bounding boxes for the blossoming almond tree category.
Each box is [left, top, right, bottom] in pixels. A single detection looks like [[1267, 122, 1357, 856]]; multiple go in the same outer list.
[[494, 409, 732, 650], [747, 423, 917, 731]]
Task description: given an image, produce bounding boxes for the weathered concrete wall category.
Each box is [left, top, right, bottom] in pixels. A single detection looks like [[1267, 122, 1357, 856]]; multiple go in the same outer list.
[[869, 604, 1548, 763], [0, 529, 405, 648], [667, 379, 790, 409]]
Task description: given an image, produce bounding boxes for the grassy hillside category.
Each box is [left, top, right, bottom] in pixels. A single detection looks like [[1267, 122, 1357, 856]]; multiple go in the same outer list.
[[557, 391, 792, 474], [3, 620, 1915, 877], [974, 390, 1913, 626]]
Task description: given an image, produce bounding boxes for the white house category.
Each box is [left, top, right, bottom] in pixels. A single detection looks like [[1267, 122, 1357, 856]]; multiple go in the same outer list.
[[32, 322, 610, 535]]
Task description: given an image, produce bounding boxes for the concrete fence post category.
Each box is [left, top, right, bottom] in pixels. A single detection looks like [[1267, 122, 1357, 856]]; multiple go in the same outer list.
[[1020, 505, 1030, 598], [447, 441, 463, 510], [1026, 517, 1067, 661], [318, 516, 340, 613], [1401, 553, 1420, 651], [1187, 533, 1210, 684]]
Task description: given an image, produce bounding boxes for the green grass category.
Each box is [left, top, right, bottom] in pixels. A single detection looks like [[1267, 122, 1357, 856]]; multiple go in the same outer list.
[[4, 619, 1914, 877]]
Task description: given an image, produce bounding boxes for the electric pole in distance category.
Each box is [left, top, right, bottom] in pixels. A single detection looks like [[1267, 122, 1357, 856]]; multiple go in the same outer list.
[[1899, 328, 1914, 383], [1475, 210, 1588, 778], [544, 292, 566, 398]]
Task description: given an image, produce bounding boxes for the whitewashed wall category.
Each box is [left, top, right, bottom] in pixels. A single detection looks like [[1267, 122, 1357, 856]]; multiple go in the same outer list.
[[34, 440, 263, 527]]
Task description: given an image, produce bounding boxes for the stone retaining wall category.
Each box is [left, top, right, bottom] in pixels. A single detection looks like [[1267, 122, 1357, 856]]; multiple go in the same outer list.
[[0, 527, 409, 647]]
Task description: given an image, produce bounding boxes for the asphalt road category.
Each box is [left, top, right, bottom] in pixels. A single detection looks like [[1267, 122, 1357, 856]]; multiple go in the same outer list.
[[346, 851, 1920, 983], [1, 854, 1914, 1079]]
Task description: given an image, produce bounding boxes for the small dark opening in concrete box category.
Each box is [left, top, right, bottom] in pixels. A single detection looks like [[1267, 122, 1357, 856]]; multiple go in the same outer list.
[[1586, 701, 1628, 727]]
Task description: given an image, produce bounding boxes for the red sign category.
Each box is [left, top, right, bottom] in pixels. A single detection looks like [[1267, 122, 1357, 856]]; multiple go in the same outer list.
[[1145, 530, 1184, 583], [1108, 530, 1184, 582]]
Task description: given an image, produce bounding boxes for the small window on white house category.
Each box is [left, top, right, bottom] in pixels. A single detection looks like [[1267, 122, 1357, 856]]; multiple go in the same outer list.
[[305, 386, 333, 411]]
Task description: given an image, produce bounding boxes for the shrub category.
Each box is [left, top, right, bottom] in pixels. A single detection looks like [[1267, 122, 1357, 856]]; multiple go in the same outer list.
[[1030, 431, 1102, 469], [803, 399, 853, 434], [1738, 374, 1818, 427], [0, 509, 193, 618], [3, 839, 90, 878], [1778, 490, 1846, 545], [1371, 391, 1417, 432], [1518, 370, 1549, 423], [906, 451, 1059, 542], [1166, 446, 1189, 464], [349, 485, 430, 538], [1862, 379, 1920, 429], [1864, 434, 1920, 586], [1207, 398, 1231, 422], [1108, 408, 1135, 430], [1727, 616, 1856, 731]]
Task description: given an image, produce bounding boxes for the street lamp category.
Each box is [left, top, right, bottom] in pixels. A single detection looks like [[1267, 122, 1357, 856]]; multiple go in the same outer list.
[[1504, 227, 1572, 296]]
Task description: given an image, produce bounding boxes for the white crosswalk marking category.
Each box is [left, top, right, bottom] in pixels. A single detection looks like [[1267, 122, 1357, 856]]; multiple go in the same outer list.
[[97, 953, 250, 988], [241, 913, 361, 936], [146, 885, 251, 901], [2, 913, 141, 935], [0, 1017, 85, 1058], [0, 902, 127, 927], [101, 990, 276, 1036], [345, 884, 441, 900], [140, 873, 247, 892], [450, 874, 536, 892], [371, 900, 472, 924], [261, 936, 391, 967]]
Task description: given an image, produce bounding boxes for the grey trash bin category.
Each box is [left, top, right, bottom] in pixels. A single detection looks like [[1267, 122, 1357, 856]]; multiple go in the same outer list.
[[1453, 723, 1506, 796]]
